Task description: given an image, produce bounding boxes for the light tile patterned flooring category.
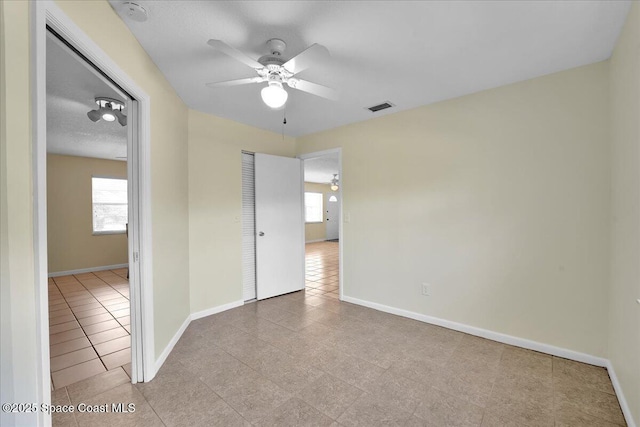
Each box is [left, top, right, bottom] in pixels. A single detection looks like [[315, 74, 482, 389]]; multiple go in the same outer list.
[[305, 241, 340, 299], [48, 269, 132, 390], [51, 245, 626, 427]]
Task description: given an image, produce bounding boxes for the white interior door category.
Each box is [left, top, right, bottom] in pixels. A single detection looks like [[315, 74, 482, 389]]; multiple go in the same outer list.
[[255, 153, 304, 300], [325, 193, 340, 240]]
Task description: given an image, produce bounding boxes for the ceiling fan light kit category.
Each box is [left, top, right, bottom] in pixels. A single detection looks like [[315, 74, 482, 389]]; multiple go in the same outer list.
[[87, 97, 127, 126], [331, 174, 339, 191], [206, 38, 338, 110], [261, 81, 288, 109]]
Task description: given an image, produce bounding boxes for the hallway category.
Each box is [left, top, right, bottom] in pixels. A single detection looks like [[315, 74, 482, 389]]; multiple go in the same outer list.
[[305, 241, 339, 299]]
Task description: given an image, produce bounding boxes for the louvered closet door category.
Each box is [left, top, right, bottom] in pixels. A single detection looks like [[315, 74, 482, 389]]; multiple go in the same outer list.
[[241, 152, 257, 301]]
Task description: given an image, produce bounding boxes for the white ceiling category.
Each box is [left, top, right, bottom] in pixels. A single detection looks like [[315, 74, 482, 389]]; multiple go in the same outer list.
[[47, 33, 128, 161], [304, 153, 339, 184], [109, 0, 630, 137]]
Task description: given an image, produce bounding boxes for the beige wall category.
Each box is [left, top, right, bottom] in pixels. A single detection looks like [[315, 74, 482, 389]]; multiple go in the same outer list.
[[54, 0, 191, 359], [609, 2, 640, 423], [304, 182, 332, 242], [297, 62, 611, 357], [188, 110, 296, 313], [47, 154, 128, 273], [1, 0, 637, 420], [1, 2, 40, 425]]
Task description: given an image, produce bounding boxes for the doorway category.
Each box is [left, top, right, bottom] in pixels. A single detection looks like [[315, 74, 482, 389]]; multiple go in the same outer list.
[[45, 30, 134, 389], [32, 3, 156, 414], [300, 149, 343, 300], [241, 152, 305, 302]]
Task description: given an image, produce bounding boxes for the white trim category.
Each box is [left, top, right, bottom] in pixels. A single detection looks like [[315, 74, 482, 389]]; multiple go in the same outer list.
[[298, 148, 343, 302], [305, 238, 328, 243], [342, 295, 608, 367], [191, 300, 245, 321], [31, 3, 51, 425], [606, 360, 637, 427], [153, 315, 190, 375], [48, 264, 129, 278], [153, 299, 245, 374], [92, 230, 127, 236], [33, 0, 155, 403]]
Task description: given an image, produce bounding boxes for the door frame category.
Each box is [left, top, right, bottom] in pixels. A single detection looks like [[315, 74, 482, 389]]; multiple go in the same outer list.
[[298, 148, 344, 301], [31, 1, 155, 421]]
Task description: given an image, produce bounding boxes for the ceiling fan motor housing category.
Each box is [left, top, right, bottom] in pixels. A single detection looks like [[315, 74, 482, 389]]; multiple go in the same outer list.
[[266, 38, 286, 55], [258, 56, 285, 68], [258, 39, 288, 71]]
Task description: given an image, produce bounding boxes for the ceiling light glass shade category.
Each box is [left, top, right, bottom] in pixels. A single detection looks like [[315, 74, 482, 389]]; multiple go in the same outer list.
[[261, 82, 288, 109], [102, 112, 116, 122], [331, 184, 339, 191]]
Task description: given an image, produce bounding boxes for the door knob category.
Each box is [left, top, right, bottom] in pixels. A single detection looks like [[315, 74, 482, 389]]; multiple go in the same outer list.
[[258, 231, 265, 236]]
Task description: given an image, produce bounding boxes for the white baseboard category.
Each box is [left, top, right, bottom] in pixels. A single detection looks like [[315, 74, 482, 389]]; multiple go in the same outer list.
[[48, 263, 129, 277], [152, 315, 190, 377], [191, 300, 244, 321], [153, 299, 245, 375], [305, 239, 327, 243], [342, 295, 608, 367], [606, 360, 637, 427]]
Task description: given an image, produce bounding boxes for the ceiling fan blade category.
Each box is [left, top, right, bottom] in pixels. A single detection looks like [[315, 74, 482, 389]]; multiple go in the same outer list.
[[287, 78, 339, 101], [207, 39, 263, 69], [87, 109, 102, 122], [114, 110, 127, 127], [206, 77, 265, 88], [283, 43, 330, 75]]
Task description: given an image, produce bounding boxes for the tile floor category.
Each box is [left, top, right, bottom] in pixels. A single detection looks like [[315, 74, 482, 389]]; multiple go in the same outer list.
[[305, 241, 340, 299], [51, 289, 626, 425], [48, 269, 132, 390]]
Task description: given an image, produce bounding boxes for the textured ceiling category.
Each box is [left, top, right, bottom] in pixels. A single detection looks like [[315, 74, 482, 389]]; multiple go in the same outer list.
[[304, 152, 339, 184], [109, 0, 630, 137], [47, 33, 128, 161]]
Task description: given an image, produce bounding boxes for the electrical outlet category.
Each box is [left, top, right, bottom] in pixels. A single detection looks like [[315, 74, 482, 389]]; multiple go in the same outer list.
[[422, 283, 430, 296]]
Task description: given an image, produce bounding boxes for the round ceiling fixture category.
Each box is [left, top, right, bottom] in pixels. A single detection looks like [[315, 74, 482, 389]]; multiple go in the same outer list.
[[120, 2, 148, 22]]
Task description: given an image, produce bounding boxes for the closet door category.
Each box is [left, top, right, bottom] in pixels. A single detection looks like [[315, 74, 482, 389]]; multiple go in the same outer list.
[[241, 152, 257, 301], [254, 153, 304, 300]]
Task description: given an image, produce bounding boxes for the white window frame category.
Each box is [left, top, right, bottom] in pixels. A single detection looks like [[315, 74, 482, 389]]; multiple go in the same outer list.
[[92, 175, 128, 235], [305, 192, 324, 224]]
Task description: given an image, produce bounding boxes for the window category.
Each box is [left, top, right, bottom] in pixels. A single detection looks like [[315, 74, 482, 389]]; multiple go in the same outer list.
[[304, 192, 323, 223], [92, 177, 128, 234]]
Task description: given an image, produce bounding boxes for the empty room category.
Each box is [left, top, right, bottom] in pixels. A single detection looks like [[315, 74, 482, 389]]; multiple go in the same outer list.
[[1, 1, 638, 427]]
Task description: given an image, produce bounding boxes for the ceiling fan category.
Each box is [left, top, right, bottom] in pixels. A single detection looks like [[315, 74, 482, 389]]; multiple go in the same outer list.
[[205, 38, 339, 109]]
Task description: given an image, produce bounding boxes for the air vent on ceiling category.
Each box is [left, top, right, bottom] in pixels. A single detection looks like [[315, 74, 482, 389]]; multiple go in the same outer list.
[[367, 102, 394, 112]]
